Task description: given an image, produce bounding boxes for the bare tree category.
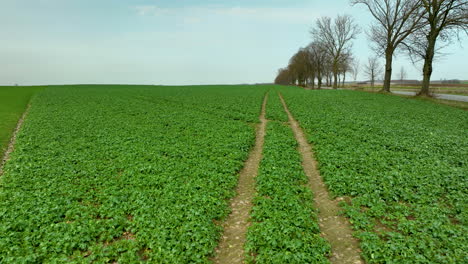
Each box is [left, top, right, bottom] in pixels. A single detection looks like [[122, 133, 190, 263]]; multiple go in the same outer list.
[[307, 41, 328, 89], [275, 68, 293, 85], [364, 56, 382, 88], [351, 59, 360, 82], [399, 66, 407, 84], [405, 0, 468, 96], [323, 54, 334, 87], [311, 15, 360, 89], [337, 53, 353, 87], [288, 48, 316, 87], [352, 0, 424, 92], [306, 50, 317, 88]]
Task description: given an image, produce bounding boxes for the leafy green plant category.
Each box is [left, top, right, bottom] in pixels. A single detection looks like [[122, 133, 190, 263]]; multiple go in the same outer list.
[[0, 86, 44, 154], [281, 88, 468, 263], [0, 85, 268, 263], [265, 89, 289, 122], [245, 120, 330, 263]]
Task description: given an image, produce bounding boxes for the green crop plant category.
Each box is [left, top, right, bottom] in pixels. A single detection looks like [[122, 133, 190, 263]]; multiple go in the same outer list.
[[280, 88, 468, 263], [0, 85, 267, 263], [0, 86, 44, 155], [245, 119, 330, 263], [265, 88, 289, 122]]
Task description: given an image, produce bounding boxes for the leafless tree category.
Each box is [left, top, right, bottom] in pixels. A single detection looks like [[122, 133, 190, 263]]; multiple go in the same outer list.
[[288, 48, 316, 87], [351, 59, 360, 82], [399, 66, 407, 84], [352, 0, 425, 92], [323, 53, 334, 87], [338, 53, 354, 87], [405, 0, 468, 96], [307, 41, 329, 89], [306, 51, 317, 88], [364, 56, 382, 87], [274, 68, 293, 85], [288, 50, 306, 86], [311, 15, 360, 89]]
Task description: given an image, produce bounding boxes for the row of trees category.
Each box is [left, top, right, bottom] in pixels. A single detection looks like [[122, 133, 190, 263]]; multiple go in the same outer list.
[[275, 15, 360, 89], [275, 0, 467, 96]]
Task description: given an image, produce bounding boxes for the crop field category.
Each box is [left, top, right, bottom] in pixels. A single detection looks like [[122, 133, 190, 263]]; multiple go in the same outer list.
[[0, 85, 466, 263], [0, 85, 268, 263], [281, 88, 467, 263], [245, 120, 330, 262], [0, 86, 43, 154], [244, 89, 329, 263]]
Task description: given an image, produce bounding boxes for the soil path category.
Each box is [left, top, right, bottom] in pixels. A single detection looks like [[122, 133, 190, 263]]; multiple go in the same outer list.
[[279, 93, 363, 264], [213, 94, 268, 264], [0, 103, 31, 176]]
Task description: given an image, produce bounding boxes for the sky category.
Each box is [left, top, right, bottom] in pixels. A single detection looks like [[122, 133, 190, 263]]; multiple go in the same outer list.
[[1, 0, 467, 85]]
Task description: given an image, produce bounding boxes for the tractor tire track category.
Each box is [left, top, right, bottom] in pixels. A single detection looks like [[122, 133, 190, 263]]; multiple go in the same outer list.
[[0, 103, 31, 176], [279, 93, 363, 264], [213, 94, 268, 264]]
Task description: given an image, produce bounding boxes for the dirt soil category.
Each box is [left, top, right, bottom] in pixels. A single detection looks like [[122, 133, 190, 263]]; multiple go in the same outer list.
[[212, 94, 268, 264], [279, 93, 364, 264], [0, 104, 31, 176]]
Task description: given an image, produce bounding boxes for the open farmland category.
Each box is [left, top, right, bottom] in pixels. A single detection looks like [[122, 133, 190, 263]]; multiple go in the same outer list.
[[281, 87, 468, 263], [245, 121, 330, 263], [0, 85, 268, 263], [0, 86, 43, 155], [0, 85, 467, 263]]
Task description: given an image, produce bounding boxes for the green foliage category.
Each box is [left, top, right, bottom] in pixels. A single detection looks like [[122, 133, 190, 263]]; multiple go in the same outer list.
[[281, 89, 468, 263], [265, 89, 289, 122], [245, 120, 330, 264], [0, 86, 44, 154], [0, 85, 267, 263]]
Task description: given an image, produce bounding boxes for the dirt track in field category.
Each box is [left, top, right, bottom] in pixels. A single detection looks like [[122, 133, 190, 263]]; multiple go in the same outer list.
[[212, 94, 268, 264], [0, 104, 31, 176], [279, 93, 363, 264]]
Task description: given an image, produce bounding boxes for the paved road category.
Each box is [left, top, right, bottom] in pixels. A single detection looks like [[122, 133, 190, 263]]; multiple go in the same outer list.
[[303, 87, 468, 103], [392, 91, 468, 102]]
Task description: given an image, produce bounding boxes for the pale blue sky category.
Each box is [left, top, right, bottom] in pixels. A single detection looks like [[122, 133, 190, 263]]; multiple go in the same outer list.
[[1, 0, 467, 85]]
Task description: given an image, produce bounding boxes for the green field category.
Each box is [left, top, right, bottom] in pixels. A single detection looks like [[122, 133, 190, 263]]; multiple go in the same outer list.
[[281, 88, 467, 263], [0, 85, 466, 263], [245, 121, 330, 263], [0, 86, 44, 155], [0, 85, 269, 263]]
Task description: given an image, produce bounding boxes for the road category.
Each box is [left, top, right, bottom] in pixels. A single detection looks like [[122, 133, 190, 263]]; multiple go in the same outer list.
[[303, 87, 468, 103], [392, 91, 468, 102]]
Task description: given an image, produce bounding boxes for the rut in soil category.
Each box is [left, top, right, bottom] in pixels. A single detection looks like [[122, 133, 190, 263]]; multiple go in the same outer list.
[[0, 104, 31, 176], [212, 94, 268, 264], [279, 93, 364, 264]]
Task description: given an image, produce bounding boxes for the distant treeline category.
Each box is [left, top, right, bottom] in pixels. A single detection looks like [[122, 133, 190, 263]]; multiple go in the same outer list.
[[275, 1, 467, 96]]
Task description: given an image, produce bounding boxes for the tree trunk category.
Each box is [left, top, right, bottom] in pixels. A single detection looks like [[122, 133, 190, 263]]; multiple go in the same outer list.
[[420, 34, 437, 96], [317, 70, 322, 89], [383, 49, 393, 92], [311, 73, 316, 89], [333, 72, 338, 89], [342, 72, 346, 88]]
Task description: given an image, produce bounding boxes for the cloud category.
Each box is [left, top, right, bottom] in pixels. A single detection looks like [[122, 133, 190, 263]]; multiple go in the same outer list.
[[134, 5, 315, 24], [135, 5, 171, 16], [211, 7, 312, 23]]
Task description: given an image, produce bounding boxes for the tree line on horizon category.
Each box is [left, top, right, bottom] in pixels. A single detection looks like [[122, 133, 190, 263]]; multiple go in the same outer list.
[[275, 0, 467, 96]]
